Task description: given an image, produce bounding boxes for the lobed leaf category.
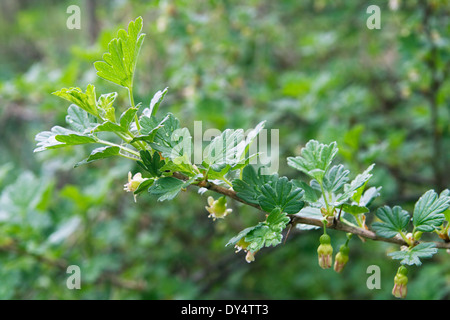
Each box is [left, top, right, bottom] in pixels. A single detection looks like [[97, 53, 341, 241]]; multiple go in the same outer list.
[[74, 146, 120, 168], [52, 85, 99, 117], [258, 176, 305, 214], [388, 242, 437, 266], [372, 205, 410, 238], [287, 140, 338, 183], [332, 163, 375, 206], [137, 150, 165, 177], [322, 164, 350, 193], [226, 209, 290, 253], [94, 17, 145, 89], [148, 175, 199, 202], [232, 165, 278, 205], [413, 189, 450, 232]]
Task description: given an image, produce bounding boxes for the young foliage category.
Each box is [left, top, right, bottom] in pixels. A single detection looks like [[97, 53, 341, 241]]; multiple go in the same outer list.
[[372, 206, 411, 238], [332, 164, 374, 207], [34, 105, 97, 153], [287, 140, 338, 183], [74, 146, 121, 168], [33, 16, 450, 300], [388, 243, 438, 266], [94, 16, 145, 90], [52, 85, 99, 117], [226, 208, 290, 253]]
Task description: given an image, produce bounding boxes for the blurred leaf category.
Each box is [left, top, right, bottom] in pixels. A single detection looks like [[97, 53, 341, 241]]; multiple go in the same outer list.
[[47, 217, 81, 244]]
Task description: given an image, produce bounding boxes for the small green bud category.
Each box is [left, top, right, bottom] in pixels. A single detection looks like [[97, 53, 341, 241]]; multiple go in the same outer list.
[[392, 265, 408, 299], [319, 234, 331, 245], [233, 238, 258, 263], [334, 244, 350, 273], [413, 231, 423, 241]]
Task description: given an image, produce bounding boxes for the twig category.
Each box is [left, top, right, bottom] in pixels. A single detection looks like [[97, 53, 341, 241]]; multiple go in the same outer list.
[[173, 172, 450, 250]]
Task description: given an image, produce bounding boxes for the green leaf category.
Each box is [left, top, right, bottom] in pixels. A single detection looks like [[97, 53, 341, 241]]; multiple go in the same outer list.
[[225, 225, 259, 248], [258, 176, 305, 214], [388, 243, 437, 266], [159, 155, 198, 177], [65, 104, 97, 134], [93, 121, 126, 134], [74, 146, 120, 168], [148, 176, 198, 202], [119, 107, 138, 130], [202, 121, 265, 174], [291, 180, 319, 203], [322, 164, 349, 193], [244, 225, 279, 252], [34, 126, 96, 152], [52, 84, 99, 117], [149, 113, 192, 160], [232, 166, 278, 205], [133, 178, 154, 196], [234, 121, 266, 167], [287, 140, 338, 183], [413, 189, 450, 232], [332, 164, 375, 206], [97, 92, 118, 122], [226, 209, 290, 253], [372, 205, 410, 238], [358, 186, 382, 207], [144, 87, 169, 117], [265, 208, 291, 233], [203, 128, 244, 172], [94, 17, 145, 89], [137, 150, 165, 177], [131, 114, 170, 144], [342, 204, 369, 215]]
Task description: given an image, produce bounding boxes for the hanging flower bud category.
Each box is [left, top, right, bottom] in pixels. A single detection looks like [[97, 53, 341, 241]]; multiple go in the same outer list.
[[123, 172, 147, 202], [205, 196, 232, 220], [245, 251, 256, 263], [234, 238, 257, 263], [334, 244, 350, 273], [317, 234, 333, 269], [392, 265, 408, 299], [334, 234, 352, 273]]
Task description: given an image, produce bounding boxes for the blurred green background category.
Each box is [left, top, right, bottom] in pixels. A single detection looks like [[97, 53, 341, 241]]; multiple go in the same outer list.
[[0, 0, 449, 299]]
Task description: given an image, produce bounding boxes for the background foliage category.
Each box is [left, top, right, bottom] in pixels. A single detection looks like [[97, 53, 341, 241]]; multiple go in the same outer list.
[[0, 0, 449, 299]]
